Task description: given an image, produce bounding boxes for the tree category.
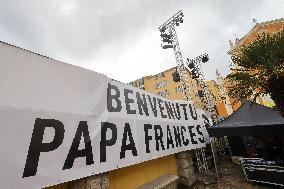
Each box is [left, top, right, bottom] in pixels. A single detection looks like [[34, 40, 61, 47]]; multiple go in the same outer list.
[[228, 29, 284, 114]]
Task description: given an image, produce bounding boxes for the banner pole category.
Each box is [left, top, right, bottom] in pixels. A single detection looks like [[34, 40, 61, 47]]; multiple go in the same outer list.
[[210, 140, 219, 182]]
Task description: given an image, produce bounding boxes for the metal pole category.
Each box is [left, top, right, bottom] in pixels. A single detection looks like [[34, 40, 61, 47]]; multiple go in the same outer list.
[[211, 139, 219, 182]]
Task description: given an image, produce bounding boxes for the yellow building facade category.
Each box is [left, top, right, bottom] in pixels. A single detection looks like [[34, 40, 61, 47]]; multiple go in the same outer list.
[[229, 18, 284, 53], [228, 18, 284, 108], [130, 67, 204, 106]]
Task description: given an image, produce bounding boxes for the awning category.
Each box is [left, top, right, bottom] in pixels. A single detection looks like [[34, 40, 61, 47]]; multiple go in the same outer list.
[[208, 101, 284, 137]]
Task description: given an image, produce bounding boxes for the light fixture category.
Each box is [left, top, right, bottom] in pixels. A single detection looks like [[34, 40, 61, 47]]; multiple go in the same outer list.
[[162, 44, 173, 49], [188, 62, 195, 69], [202, 55, 209, 63], [191, 68, 199, 79], [172, 70, 180, 82]]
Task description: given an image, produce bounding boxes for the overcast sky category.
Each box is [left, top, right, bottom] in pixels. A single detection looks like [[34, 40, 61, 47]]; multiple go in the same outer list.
[[0, 0, 283, 83]]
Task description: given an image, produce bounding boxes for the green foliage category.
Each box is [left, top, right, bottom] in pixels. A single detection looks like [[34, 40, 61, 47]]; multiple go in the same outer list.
[[228, 29, 284, 102]]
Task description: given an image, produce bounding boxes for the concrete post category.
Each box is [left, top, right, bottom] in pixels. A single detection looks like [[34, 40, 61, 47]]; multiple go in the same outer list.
[[69, 173, 109, 189], [175, 151, 196, 187]]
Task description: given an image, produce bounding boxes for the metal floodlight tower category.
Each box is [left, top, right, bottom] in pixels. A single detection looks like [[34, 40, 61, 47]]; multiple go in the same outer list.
[[158, 11, 212, 176], [158, 10, 193, 101], [186, 54, 218, 123], [187, 54, 220, 179]]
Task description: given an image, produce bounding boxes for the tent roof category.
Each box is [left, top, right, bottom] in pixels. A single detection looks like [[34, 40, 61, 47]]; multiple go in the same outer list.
[[208, 101, 284, 137]]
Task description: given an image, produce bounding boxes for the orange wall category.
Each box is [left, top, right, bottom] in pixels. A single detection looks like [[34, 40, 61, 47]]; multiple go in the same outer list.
[[242, 22, 284, 47], [215, 102, 228, 117], [206, 80, 229, 117], [229, 98, 241, 111]]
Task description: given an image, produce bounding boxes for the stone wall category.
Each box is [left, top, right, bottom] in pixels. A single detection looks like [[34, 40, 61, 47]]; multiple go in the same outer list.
[[176, 151, 196, 187], [69, 173, 109, 189]]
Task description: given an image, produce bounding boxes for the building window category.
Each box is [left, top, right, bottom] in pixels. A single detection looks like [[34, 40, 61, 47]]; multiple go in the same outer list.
[[257, 29, 267, 38], [129, 78, 144, 90], [138, 78, 144, 89], [198, 90, 204, 97], [157, 90, 169, 98], [154, 80, 167, 89], [140, 78, 144, 86], [175, 86, 184, 93]]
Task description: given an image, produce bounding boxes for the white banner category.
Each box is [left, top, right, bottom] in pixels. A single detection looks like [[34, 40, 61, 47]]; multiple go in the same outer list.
[[0, 42, 211, 189]]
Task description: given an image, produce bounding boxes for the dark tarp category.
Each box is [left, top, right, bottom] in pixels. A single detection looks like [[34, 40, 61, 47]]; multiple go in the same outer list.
[[208, 101, 284, 137]]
